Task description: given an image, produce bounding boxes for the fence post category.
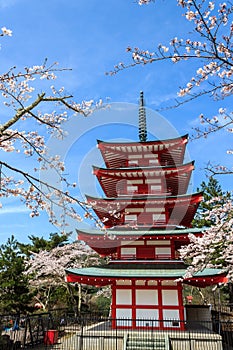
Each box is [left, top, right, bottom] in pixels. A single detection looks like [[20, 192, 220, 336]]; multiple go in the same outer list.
[[78, 320, 84, 350], [189, 330, 192, 350], [115, 317, 118, 350]]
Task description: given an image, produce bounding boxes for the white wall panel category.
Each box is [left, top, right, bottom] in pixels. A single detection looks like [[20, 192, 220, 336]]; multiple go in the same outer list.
[[121, 247, 136, 256], [162, 289, 179, 306], [116, 309, 132, 326], [136, 289, 158, 305], [136, 309, 159, 327], [163, 310, 180, 328], [116, 289, 132, 305], [155, 247, 171, 256]]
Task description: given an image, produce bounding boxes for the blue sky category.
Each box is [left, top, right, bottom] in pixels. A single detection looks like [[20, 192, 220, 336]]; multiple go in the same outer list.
[[0, 0, 232, 244]]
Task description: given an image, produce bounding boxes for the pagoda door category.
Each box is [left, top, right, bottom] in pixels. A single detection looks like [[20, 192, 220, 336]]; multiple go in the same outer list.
[[137, 246, 155, 259]]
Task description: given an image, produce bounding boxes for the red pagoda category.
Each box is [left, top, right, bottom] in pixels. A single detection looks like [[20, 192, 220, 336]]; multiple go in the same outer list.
[[66, 92, 226, 330]]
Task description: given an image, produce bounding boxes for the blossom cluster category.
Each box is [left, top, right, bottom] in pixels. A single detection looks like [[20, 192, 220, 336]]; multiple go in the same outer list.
[[180, 197, 233, 281], [26, 241, 99, 284], [108, 0, 233, 173], [0, 44, 103, 228]]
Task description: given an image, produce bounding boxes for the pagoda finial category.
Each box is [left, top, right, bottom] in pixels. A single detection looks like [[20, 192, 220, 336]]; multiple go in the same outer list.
[[138, 91, 147, 142]]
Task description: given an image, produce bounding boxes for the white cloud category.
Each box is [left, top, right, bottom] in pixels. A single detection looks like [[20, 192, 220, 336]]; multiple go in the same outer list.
[[0, 205, 29, 215]]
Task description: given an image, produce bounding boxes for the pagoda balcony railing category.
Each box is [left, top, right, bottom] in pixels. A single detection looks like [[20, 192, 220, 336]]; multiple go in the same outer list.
[[112, 254, 172, 260], [119, 220, 182, 228], [118, 191, 172, 196], [123, 221, 167, 227]]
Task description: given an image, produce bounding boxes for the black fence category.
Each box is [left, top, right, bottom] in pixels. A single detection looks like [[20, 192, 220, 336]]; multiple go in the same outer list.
[[0, 312, 233, 349]]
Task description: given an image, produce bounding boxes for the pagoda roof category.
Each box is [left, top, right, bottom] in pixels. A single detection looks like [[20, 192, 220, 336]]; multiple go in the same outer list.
[[97, 134, 188, 149], [66, 264, 227, 288], [93, 161, 194, 197], [77, 227, 204, 255], [86, 191, 202, 204], [97, 134, 188, 168], [93, 161, 194, 176], [78, 227, 204, 237], [86, 192, 202, 228]]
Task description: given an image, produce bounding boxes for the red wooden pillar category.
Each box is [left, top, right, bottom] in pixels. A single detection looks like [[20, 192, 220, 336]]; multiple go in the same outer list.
[[111, 284, 116, 328]]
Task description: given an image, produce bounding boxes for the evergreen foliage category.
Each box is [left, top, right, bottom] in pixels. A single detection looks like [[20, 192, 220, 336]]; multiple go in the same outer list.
[[0, 236, 34, 314], [18, 232, 71, 257], [192, 177, 230, 227]]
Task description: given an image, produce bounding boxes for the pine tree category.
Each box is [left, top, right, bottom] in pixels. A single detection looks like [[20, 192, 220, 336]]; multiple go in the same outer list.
[[192, 177, 230, 227], [0, 236, 34, 314], [18, 232, 71, 257]]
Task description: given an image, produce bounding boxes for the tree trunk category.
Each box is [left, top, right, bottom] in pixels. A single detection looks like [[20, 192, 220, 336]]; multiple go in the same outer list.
[[77, 283, 82, 314], [228, 283, 233, 311]]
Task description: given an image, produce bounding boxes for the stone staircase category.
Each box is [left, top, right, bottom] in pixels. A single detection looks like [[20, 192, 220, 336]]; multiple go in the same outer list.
[[124, 333, 169, 350]]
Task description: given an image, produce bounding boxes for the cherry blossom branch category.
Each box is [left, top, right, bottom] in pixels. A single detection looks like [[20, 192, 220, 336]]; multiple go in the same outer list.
[[109, 0, 233, 175], [205, 163, 233, 176], [0, 93, 46, 134], [0, 160, 104, 229]]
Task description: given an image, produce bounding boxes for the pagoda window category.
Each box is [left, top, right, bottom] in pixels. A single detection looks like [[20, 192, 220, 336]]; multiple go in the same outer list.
[[121, 247, 136, 259], [123, 240, 144, 245], [151, 184, 162, 194], [129, 154, 142, 159], [125, 214, 137, 225], [149, 157, 159, 165], [148, 280, 158, 286], [127, 179, 143, 185], [147, 240, 170, 246], [146, 207, 163, 213], [135, 280, 146, 286], [127, 185, 138, 194], [153, 213, 166, 225], [128, 159, 138, 167], [161, 280, 177, 286], [116, 280, 132, 286], [155, 246, 171, 259], [145, 178, 162, 185]]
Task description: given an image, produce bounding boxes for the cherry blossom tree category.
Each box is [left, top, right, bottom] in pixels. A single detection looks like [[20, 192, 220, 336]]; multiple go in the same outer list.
[[0, 27, 102, 230], [26, 241, 100, 311], [109, 0, 233, 174], [180, 197, 233, 281]]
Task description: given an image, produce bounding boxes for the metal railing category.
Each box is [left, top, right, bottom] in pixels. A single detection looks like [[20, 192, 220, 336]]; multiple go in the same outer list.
[[0, 312, 233, 349]]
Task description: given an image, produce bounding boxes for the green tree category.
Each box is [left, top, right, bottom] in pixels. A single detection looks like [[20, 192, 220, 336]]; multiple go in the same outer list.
[[192, 177, 230, 227], [0, 236, 34, 314], [19, 232, 71, 257]]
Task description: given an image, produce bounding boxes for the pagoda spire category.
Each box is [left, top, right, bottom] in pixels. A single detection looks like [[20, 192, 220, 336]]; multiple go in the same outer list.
[[138, 91, 147, 142]]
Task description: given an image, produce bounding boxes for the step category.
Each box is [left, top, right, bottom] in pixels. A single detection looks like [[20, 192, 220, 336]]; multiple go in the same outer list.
[[126, 336, 166, 350], [127, 346, 165, 350], [127, 340, 165, 346], [126, 345, 166, 350]]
